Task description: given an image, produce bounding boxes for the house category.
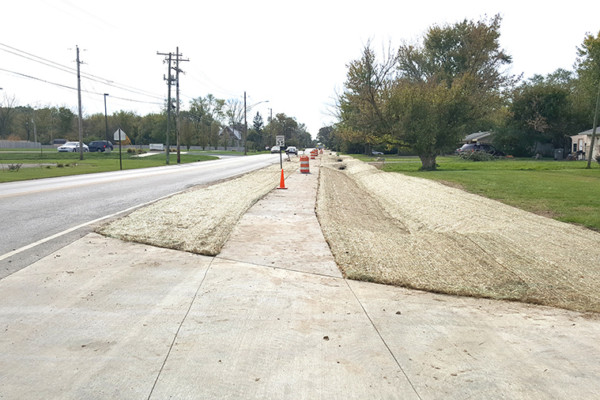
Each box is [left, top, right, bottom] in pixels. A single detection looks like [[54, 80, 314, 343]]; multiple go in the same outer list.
[[462, 130, 555, 157], [218, 126, 242, 149], [463, 131, 494, 144], [570, 128, 600, 160]]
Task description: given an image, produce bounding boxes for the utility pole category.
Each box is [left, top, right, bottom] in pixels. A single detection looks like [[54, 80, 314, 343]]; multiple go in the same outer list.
[[76, 45, 84, 161], [586, 83, 600, 169], [244, 91, 247, 155], [103, 93, 109, 145], [31, 116, 40, 155], [157, 51, 175, 164], [173, 47, 189, 164]]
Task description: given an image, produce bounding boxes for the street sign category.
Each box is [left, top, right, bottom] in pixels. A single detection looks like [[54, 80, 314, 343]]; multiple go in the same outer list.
[[113, 128, 125, 171], [276, 135, 285, 147], [113, 128, 125, 141]]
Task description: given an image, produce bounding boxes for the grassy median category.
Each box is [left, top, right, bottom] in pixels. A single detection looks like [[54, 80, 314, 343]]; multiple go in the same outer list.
[[0, 150, 219, 183]]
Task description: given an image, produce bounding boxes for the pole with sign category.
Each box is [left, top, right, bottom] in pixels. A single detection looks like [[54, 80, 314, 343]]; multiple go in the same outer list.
[[113, 128, 125, 170], [276, 135, 285, 169]]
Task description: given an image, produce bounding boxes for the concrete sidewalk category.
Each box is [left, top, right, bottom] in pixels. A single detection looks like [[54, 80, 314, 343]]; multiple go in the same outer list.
[[0, 161, 599, 399]]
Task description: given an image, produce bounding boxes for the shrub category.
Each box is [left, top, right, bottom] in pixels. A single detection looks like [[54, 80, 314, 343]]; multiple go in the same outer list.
[[8, 163, 22, 172], [596, 154, 600, 165], [458, 151, 496, 161]]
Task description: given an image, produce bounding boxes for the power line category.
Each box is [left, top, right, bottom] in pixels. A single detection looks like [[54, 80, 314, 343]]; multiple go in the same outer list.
[[0, 67, 162, 105], [0, 42, 163, 101]]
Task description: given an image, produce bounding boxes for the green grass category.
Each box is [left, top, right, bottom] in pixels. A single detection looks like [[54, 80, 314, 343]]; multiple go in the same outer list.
[[0, 151, 218, 183], [350, 154, 600, 231]]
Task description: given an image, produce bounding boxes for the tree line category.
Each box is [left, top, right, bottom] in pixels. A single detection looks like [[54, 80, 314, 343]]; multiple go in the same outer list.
[[318, 15, 600, 170], [0, 93, 314, 151]]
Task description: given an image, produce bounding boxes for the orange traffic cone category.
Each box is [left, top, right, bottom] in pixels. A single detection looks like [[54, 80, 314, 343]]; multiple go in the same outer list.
[[277, 168, 287, 189]]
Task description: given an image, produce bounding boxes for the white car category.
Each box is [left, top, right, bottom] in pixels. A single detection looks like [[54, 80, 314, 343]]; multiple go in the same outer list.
[[285, 146, 298, 155], [57, 141, 89, 152]]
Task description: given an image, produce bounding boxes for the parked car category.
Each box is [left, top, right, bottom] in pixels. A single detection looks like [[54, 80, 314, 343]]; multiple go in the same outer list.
[[372, 150, 384, 155], [285, 146, 298, 155], [88, 140, 113, 152], [456, 143, 505, 156], [270, 146, 281, 153], [57, 141, 89, 152]]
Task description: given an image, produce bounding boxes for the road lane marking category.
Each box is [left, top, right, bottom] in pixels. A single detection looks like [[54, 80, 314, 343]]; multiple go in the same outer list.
[[0, 189, 186, 262], [0, 156, 278, 261]]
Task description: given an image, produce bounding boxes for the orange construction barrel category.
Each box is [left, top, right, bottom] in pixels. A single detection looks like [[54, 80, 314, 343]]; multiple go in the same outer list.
[[300, 155, 310, 173], [310, 150, 316, 160]]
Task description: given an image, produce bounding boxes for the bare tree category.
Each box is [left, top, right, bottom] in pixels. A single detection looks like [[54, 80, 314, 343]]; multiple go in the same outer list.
[[225, 98, 244, 128], [0, 93, 18, 138]]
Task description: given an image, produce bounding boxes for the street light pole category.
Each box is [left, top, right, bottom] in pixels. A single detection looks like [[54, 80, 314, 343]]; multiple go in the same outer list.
[[103, 93, 109, 145], [243, 95, 269, 155]]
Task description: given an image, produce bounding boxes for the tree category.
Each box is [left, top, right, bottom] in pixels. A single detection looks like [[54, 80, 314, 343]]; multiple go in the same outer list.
[[138, 113, 167, 144], [188, 94, 225, 148], [33, 107, 59, 144], [111, 111, 140, 144], [317, 126, 334, 148], [574, 31, 600, 109], [225, 98, 244, 131], [337, 43, 397, 153], [0, 93, 19, 138], [390, 78, 473, 167], [55, 107, 76, 138], [247, 112, 264, 150], [336, 16, 513, 168], [508, 74, 578, 152], [574, 31, 600, 168], [252, 111, 264, 132], [393, 15, 513, 169]]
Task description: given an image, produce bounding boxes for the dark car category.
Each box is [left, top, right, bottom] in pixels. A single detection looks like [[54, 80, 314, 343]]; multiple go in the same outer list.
[[456, 143, 505, 156], [88, 140, 113, 152]]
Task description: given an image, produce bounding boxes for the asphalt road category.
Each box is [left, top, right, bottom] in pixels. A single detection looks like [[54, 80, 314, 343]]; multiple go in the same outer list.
[[0, 154, 279, 278]]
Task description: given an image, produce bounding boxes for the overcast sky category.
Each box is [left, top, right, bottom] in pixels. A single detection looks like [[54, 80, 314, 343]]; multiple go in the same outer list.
[[1, 0, 598, 136]]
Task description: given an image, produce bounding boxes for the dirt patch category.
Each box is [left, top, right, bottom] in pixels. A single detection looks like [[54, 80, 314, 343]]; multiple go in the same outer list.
[[97, 163, 298, 256], [316, 155, 600, 313]]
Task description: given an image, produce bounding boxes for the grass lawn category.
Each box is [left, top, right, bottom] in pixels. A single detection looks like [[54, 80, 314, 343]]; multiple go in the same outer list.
[[350, 154, 600, 231], [0, 150, 219, 183]]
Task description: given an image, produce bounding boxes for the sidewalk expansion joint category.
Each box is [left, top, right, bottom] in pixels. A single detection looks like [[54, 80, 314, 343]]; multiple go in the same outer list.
[[215, 255, 344, 280], [344, 279, 423, 400], [146, 256, 215, 400]]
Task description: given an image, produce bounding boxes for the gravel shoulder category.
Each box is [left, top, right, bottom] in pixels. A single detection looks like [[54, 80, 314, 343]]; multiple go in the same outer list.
[[316, 154, 600, 314], [98, 162, 298, 256]]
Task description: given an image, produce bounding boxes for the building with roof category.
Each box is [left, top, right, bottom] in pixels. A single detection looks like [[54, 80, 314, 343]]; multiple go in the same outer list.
[[218, 126, 242, 149], [570, 127, 599, 160], [463, 131, 494, 144]]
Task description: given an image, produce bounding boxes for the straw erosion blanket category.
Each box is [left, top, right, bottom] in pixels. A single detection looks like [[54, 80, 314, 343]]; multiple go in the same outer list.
[[98, 163, 297, 256], [316, 154, 600, 314]]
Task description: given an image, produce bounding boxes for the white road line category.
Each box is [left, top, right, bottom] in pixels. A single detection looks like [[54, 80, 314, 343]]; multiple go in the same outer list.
[[0, 189, 185, 262]]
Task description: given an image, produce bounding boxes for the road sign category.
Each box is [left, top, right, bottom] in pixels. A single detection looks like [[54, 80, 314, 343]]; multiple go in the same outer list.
[[276, 135, 285, 147], [113, 128, 125, 141]]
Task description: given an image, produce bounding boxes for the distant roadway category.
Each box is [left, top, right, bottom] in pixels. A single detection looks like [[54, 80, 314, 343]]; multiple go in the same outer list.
[[0, 154, 279, 278]]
